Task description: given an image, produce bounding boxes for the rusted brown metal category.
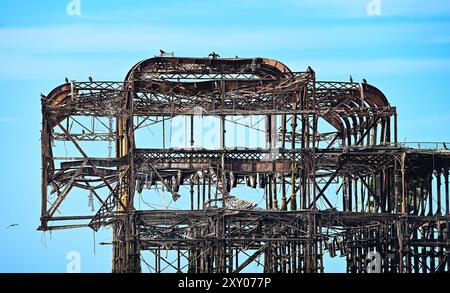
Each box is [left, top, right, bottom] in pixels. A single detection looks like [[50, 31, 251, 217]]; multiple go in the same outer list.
[[40, 56, 450, 273]]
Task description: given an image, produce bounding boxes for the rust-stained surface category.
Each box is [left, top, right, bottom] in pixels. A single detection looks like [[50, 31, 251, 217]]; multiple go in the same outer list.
[[40, 56, 449, 273]]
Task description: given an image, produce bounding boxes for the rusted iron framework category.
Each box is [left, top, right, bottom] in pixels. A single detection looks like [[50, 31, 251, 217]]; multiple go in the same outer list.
[[40, 56, 450, 273]]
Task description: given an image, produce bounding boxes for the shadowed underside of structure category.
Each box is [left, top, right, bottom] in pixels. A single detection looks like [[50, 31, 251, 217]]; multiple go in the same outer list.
[[40, 56, 450, 273]]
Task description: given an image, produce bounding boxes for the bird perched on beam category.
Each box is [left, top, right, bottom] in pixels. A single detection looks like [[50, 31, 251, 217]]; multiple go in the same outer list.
[[159, 49, 166, 56], [65, 77, 69, 84], [349, 75, 353, 83], [307, 66, 313, 73], [208, 51, 220, 59], [88, 76, 93, 82], [362, 78, 367, 83]]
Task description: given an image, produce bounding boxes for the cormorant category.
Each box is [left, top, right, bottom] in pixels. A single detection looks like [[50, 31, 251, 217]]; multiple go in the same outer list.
[[208, 51, 220, 59]]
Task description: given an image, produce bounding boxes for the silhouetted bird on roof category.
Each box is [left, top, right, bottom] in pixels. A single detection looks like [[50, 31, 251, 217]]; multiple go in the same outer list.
[[65, 77, 69, 84], [208, 51, 220, 59], [362, 78, 367, 83], [444, 142, 448, 150], [88, 76, 93, 82], [349, 75, 353, 83], [307, 66, 313, 72]]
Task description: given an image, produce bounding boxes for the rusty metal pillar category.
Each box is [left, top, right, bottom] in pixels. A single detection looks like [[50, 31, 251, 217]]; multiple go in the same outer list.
[[112, 82, 141, 273]]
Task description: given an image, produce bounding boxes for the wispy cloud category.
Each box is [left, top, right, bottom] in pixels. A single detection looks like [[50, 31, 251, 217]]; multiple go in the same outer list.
[[1, 51, 449, 80], [0, 0, 450, 80], [0, 22, 448, 54], [289, 58, 450, 76], [73, 0, 450, 24]]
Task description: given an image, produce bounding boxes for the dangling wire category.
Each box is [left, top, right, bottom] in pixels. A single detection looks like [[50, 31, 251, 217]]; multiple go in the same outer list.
[[108, 115, 113, 158], [88, 190, 95, 212], [162, 182, 166, 209], [93, 230, 96, 255], [41, 231, 47, 248], [63, 140, 67, 157]]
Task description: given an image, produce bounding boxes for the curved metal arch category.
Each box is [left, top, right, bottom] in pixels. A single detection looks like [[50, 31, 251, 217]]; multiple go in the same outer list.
[[125, 56, 293, 82], [43, 56, 394, 148]]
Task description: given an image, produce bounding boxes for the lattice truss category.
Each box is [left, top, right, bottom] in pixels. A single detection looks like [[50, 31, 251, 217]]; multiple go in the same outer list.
[[40, 56, 450, 273]]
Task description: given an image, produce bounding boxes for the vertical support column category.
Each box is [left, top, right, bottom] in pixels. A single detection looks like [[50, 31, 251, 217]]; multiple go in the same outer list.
[[281, 114, 287, 210], [310, 76, 318, 210], [385, 115, 390, 144], [401, 153, 408, 215], [220, 115, 226, 208], [290, 92, 298, 211], [437, 170, 442, 215], [112, 81, 141, 273], [112, 213, 141, 273], [428, 174, 433, 216], [343, 176, 348, 212], [393, 110, 398, 145], [40, 102, 50, 230], [394, 160, 400, 213], [445, 168, 449, 215], [190, 115, 194, 146], [190, 181, 194, 210]]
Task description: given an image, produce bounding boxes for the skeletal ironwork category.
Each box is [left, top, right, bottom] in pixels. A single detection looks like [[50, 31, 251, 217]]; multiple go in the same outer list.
[[40, 56, 450, 273]]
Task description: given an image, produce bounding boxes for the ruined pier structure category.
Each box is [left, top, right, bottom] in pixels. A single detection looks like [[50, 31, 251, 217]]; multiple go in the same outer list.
[[40, 56, 450, 272]]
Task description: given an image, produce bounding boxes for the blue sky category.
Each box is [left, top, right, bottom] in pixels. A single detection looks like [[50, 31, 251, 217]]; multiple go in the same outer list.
[[1, 0, 450, 272]]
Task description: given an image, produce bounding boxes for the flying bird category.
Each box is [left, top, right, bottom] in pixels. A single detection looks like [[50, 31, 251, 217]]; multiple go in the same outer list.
[[5, 224, 18, 228]]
